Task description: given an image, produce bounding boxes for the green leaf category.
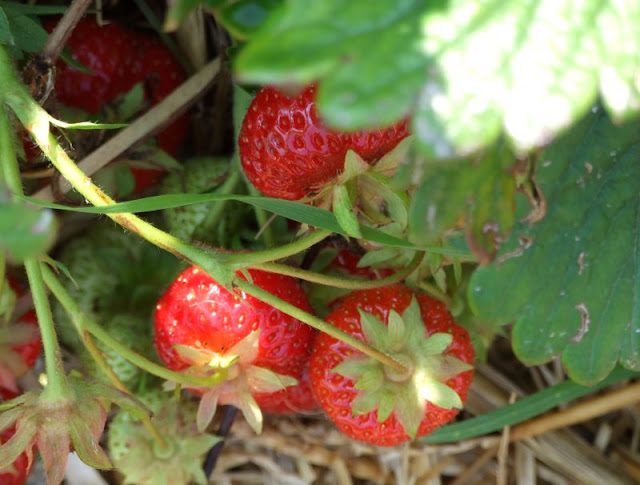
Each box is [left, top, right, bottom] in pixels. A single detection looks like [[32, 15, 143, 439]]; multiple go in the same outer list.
[[332, 184, 362, 238], [410, 141, 517, 263], [469, 107, 640, 385], [219, 0, 283, 39], [235, 0, 640, 158], [0, 8, 15, 46], [0, 2, 69, 15], [5, 14, 47, 53], [0, 198, 57, 263], [20, 193, 472, 258]]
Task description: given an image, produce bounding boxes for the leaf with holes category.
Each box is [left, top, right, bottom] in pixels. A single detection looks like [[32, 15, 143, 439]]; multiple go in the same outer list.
[[468, 106, 640, 385], [235, 0, 640, 159]]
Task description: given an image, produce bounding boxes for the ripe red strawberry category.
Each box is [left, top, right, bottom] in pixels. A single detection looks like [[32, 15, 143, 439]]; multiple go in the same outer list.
[[41, 17, 189, 192], [0, 389, 33, 485], [258, 357, 319, 415], [310, 285, 474, 447], [239, 85, 409, 201], [154, 265, 316, 432], [45, 17, 137, 113]]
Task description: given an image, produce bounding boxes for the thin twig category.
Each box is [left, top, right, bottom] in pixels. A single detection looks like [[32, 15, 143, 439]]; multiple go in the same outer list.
[[40, 0, 93, 62]]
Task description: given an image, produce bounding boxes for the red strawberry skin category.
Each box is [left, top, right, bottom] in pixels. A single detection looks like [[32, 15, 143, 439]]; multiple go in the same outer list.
[[239, 85, 409, 201], [310, 285, 474, 447], [45, 18, 137, 113], [12, 310, 41, 370], [154, 266, 316, 382], [257, 353, 320, 414], [44, 17, 188, 157]]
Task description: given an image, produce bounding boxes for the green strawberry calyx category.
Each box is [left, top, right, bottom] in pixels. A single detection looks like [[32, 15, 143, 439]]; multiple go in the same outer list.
[[331, 297, 472, 438], [0, 375, 149, 485], [305, 136, 414, 239], [166, 330, 298, 434], [108, 389, 220, 485]]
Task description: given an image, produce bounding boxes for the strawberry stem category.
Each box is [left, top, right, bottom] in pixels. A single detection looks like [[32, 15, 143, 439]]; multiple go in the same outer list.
[[250, 250, 424, 289], [0, 101, 69, 398], [234, 278, 408, 374], [77, 317, 171, 451], [0, 52, 235, 288], [225, 229, 332, 269], [41, 264, 229, 389]]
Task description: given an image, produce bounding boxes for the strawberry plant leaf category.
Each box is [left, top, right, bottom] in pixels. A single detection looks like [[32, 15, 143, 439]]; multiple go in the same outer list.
[[0, 197, 57, 263], [3, 13, 47, 53], [219, 0, 283, 39], [469, 106, 640, 385], [235, 0, 640, 158], [0, 8, 14, 46], [409, 141, 517, 263]]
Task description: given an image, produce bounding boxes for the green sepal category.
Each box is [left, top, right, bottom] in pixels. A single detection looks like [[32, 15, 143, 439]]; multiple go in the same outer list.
[[332, 184, 362, 238], [357, 309, 389, 349]]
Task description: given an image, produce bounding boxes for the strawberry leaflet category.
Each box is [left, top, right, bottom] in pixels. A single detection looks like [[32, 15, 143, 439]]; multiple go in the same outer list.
[[469, 106, 640, 385]]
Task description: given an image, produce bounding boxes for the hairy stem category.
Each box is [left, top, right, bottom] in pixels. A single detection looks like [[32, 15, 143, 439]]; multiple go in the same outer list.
[[0, 104, 68, 397], [79, 330, 169, 449], [234, 279, 407, 373], [25, 260, 69, 396], [224, 229, 332, 269], [252, 251, 424, 289]]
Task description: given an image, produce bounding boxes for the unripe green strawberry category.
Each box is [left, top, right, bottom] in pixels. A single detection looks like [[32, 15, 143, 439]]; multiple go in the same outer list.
[[81, 313, 154, 387], [160, 157, 250, 246], [108, 388, 219, 485]]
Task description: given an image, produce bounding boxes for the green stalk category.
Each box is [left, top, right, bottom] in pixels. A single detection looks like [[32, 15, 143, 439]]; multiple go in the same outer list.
[[234, 278, 407, 373], [224, 229, 332, 269], [0, 102, 69, 398], [24, 260, 69, 396], [41, 264, 228, 388], [251, 251, 424, 289], [1, 71, 233, 287], [79, 319, 170, 450]]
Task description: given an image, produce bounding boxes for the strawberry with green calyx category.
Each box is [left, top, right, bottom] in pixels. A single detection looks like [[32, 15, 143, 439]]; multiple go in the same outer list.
[[239, 85, 411, 237], [0, 375, 149, 485], [154, 265, 316, 433], [108, 388, 220, 485], [310, 285, 474, 446], [160, 156, 251, 246]]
